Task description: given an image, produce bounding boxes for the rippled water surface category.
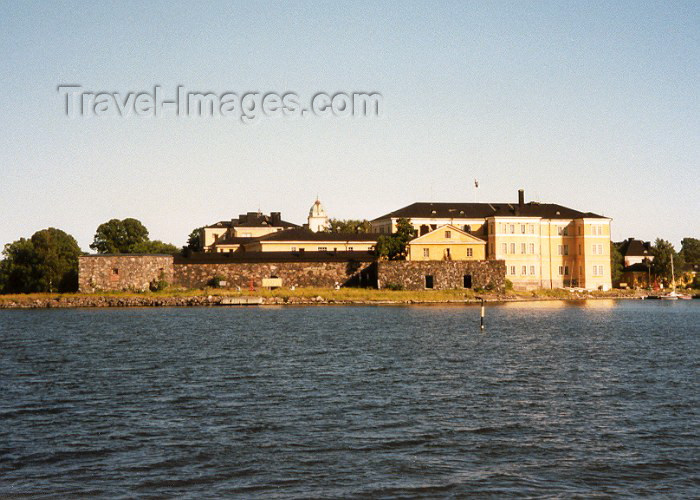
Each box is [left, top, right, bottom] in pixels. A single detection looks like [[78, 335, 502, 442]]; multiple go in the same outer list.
[[1, 300, 698, 497]]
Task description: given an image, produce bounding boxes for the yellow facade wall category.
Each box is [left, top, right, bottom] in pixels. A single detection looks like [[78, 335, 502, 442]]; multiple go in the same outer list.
[[408, 243, 485, 261], [406, 225, 486, 261]]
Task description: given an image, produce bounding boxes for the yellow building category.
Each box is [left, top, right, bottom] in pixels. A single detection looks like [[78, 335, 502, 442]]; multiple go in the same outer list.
[[242, 228, 376, 253], [202, 211, 298, 252], [372, 190, 612, 290], [407, 225, 486, 261]]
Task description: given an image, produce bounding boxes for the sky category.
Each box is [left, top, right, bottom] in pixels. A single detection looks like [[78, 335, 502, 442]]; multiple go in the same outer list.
[[0, 0, 698, 251]]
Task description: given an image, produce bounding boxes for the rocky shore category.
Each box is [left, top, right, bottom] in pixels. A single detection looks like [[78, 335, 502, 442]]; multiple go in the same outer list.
[[0, 290, 658, 309]]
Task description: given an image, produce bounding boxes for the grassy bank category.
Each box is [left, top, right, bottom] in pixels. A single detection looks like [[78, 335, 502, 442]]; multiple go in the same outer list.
[[0, 287, 681, 308]]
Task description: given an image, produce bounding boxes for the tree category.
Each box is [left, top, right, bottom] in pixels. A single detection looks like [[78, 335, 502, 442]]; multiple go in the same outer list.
[[185, 227, 203, 251], [90, 218, 149, 253], [325, 219, 372, 234], [610, 241, 624, 285], [680, 237, 700, 267], [133, 240, 178, 254], [651, 239, 683, 285], [0, 228, 81, 293], [375, 218, 417, 260]]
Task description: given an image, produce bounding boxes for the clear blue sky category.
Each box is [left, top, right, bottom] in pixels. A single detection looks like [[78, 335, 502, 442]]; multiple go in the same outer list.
[[0, 0, 697, 250]]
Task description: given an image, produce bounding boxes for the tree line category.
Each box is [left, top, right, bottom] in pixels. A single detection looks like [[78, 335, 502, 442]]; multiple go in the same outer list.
[[611, 238, 699, 288], [0, 218, 186, 293]]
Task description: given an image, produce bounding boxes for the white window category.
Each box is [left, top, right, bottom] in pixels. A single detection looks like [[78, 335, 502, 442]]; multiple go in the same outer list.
[[291, 247, 297, 252], [521, 224, 526, 234], [501, 243, 508, 254], [530, 265, 536, 275], [444, 230, 451, 238], [318, 246, 327, 251], [509, 224, 515, 233], [510, 265, 516, 275], [466, 248, 473, 257], [529, 224, 535, 234], [521, 243, 526, 254], [510, 243, 516, 254], [558, 245, 569, 256], [529, 243, 535, 254], [521, 266, 527, 275], [423, 248, 430, 258]]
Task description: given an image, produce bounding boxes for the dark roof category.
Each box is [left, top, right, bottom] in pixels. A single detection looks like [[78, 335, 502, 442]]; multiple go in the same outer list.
[[372, 202, 607, 221], [255, 228, 378, 242], [204, 220, 233, 228], [204, 213, 299, 229], [175, 251, 376, 264], [236, 216, 298, 228], [617, 238, 652, 257], [80, 253, 175, 257]]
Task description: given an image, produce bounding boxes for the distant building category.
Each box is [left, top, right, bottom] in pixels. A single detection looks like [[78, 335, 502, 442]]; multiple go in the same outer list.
[[617, 238, 654, 267], [307, 199, 330, 233], [616, 238, 654, 288], [201, 211, 298, 252], [243, 228, 376, 253], [372, 189, 612, 290]]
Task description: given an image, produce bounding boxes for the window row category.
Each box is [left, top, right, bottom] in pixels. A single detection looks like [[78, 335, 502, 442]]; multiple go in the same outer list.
[[500, 223, 537, 234], [422, 247, 474, 258], [501, 242, 537, 255], [508, 265, 538, 276]]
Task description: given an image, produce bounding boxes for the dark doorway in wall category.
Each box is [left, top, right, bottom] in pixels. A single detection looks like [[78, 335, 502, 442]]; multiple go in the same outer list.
[[425, 275, 434, 289], [463, 275, 472, 289]]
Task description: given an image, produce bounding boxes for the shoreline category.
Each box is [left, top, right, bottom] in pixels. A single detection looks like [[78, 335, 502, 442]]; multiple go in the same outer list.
[[0, 289, 683, 309]]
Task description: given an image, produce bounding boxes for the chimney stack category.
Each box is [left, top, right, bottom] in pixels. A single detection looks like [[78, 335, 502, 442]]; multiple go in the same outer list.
[[518, 189, 524, 209], [271, 212, 281, 225]]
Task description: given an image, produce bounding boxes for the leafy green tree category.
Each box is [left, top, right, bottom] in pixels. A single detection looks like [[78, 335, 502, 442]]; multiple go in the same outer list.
[[375, 217, 417, 260], [185, 227, 203, 251], [0, 239, 39, 293], [133, 240, 178, 254], [610, 241, 624, 285], [325, 219, 372, 234], [0, 228, 81, 293], [651, 238, 684, 285], [90, 218, 149, 253], [680, 237, 700, 267]]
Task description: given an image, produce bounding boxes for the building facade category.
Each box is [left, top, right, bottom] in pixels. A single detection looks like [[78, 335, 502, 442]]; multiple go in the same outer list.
[[372, 190, 612, 290], [406, 225, 486, 261], [201, 211, 298, 252]]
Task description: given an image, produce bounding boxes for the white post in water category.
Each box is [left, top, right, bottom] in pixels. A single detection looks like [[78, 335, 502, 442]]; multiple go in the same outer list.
[[480, 298, 485, 331]]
